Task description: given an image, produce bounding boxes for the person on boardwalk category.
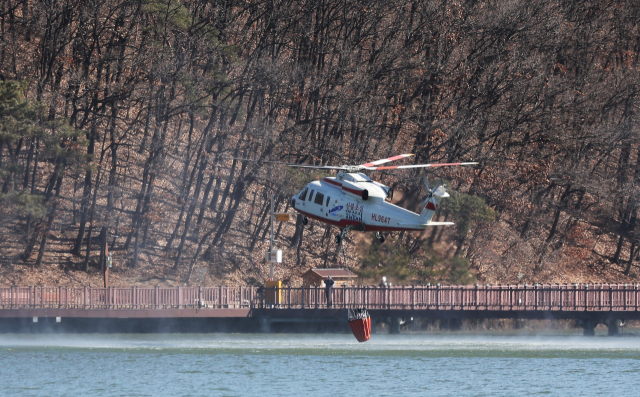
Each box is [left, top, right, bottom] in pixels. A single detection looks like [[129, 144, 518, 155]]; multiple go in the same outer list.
[[325, 275, 335, 308]]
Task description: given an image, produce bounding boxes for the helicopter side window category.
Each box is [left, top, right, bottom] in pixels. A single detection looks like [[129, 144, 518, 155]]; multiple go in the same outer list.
[[299, 187, 308, 201], [314, 192, 324, 205], [308, 189, 315, 202], [326, 196, 330, 207]]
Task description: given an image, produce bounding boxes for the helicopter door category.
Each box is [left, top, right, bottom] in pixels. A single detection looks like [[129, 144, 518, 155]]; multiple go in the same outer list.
[[314, 192, 324, 205], [314, 192, 325, 216]]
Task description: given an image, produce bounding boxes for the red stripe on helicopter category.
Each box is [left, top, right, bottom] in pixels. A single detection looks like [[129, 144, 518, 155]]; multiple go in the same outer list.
[[322, 178, 342, 188], [425, 202, 437, 211], [296, 210, 361, 227], [322, 178, 366, 198], [342, 186, 364, 197], [296, 209, 425, 232]]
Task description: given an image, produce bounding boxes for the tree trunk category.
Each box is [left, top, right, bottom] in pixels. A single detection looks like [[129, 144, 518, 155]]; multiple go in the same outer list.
[[73, 124, 97, 255], [624, 242, 636, 276], [35, 174, 64, 267], [613, 235, 624, 264]]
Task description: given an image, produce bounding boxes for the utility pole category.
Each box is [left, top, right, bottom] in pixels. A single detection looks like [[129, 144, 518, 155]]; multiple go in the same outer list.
[[103, 232, 118, 288], [270, 191, 274, 280], [104, 232, 109, 288]]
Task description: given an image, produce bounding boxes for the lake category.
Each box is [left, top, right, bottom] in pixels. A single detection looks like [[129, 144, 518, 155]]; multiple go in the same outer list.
[[1, 333, 639, 396]]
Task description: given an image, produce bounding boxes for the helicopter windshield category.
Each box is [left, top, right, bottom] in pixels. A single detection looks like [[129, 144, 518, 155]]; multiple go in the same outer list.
[[298, 187, 308, 201]]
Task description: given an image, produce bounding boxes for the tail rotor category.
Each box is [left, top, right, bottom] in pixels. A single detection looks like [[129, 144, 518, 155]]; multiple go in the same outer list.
[[419, 177, 443, 212]]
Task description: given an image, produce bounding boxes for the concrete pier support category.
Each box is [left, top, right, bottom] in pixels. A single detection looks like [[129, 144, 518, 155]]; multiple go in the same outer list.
[[389, 317, 401, 334], [259, 317, 271, 333], [581, 320, 597, 336], [607, 319, 620, 336]]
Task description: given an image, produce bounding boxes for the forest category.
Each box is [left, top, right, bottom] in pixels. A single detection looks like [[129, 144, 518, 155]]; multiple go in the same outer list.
[[0, 0, 639, 287]]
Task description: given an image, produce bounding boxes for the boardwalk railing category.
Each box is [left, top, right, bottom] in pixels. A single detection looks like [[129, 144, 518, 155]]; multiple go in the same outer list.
[[1, 284, 640, 312], [0, 286, 254, 310]]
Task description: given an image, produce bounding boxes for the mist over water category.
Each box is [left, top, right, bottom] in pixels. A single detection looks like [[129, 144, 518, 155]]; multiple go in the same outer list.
[[1, 333, 639, 396]]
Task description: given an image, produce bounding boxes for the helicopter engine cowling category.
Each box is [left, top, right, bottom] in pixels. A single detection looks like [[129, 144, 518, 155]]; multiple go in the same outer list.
[[342, 180, 369, 201]]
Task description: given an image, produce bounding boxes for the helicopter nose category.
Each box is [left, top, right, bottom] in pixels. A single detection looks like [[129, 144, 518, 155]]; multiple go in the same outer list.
[[291, 197, 296, 208]]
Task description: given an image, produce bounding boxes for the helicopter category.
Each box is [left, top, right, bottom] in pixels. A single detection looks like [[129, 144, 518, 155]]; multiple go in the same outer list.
[[287, 154, 477, 244], [231, 154, 477, 245]]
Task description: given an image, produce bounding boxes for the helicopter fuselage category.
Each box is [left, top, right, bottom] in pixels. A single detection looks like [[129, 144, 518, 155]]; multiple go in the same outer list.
[[291, 172, 439, 232]]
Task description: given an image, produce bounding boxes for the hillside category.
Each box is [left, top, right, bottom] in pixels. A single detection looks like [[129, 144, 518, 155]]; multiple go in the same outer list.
[[1, 0, 640, 287]]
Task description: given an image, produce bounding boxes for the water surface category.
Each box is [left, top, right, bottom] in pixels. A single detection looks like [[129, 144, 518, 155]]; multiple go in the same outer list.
[[1, 333, 639, 396]]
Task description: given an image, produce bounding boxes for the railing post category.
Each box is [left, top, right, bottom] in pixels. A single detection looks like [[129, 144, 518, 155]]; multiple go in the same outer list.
[[584, 284, 589, 311], [509, 284, 514, 310], [301, 286, 305, 309], [315, 285, 318, 309], [411, 285, 415, 310], [483, 284, 487, 310], [452, 286, 456, 309], [609, 285, 613, 312], [363, 286, 368, 309], [401, 285, 406, 310], [288, 285, 292, 309], [559, 284, 563, 311], [155, 286, 159, 309], [374, 286, 378, 309], [236, 286, 240, 309], [599, 284, 602, 310]]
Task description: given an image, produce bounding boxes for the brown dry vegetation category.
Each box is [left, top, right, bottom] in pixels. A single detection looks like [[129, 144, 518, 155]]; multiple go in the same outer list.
[[1, 0, 640, 288]]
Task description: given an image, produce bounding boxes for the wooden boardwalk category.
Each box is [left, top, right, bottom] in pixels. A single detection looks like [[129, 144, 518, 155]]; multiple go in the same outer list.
[[1, 284, 639, 315], [1, 284, 639, 334]]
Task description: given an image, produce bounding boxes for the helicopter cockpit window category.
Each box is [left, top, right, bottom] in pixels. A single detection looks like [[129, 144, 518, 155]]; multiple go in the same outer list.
[[299, 187, 308, 201], [308, 189, 315, 201], [314, 192, 324, 205]]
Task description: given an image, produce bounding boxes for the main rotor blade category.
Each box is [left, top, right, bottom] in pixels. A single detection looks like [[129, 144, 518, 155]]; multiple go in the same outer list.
[[360, 153, 414, 168], [286, 164, 348, 170], [223, 157, 349, 170], [222, 157, 296, 166], [363, 162, 478, 170]]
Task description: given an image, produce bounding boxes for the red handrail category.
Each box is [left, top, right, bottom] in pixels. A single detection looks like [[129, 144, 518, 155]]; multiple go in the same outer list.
[[1, 284, 639, 312]]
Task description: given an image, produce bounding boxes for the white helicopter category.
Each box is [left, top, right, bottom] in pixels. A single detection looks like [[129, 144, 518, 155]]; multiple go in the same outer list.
[[240, 153, 477, 244]]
